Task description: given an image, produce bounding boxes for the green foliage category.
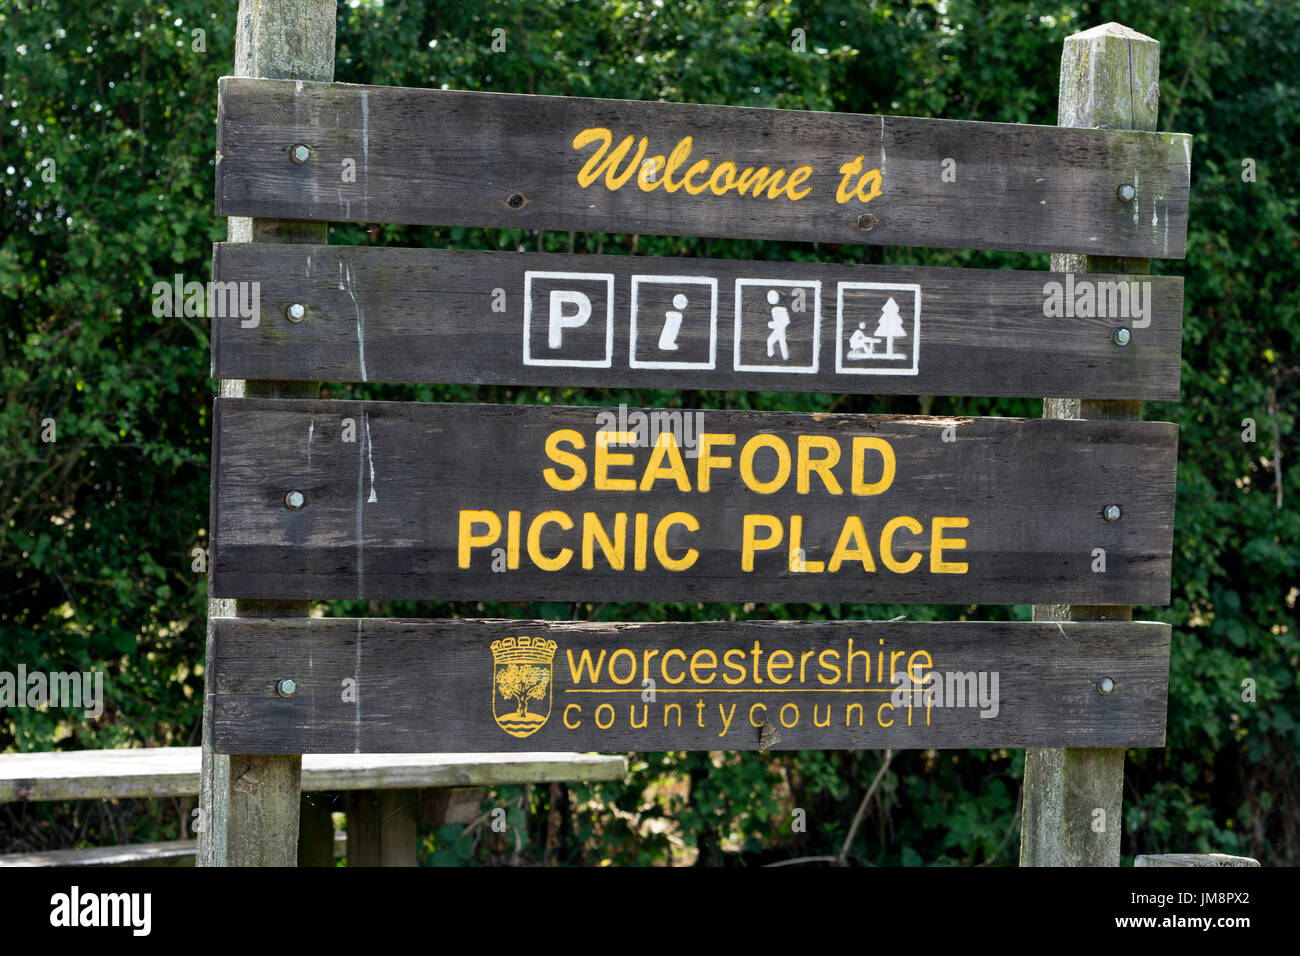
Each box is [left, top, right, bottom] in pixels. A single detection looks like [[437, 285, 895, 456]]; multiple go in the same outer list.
[[2, 0, 1296, 864]]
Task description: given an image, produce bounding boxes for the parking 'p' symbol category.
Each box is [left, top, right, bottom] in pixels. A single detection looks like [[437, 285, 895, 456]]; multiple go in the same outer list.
[[523, 271, 614, 368], [548, 290, 592, 348]]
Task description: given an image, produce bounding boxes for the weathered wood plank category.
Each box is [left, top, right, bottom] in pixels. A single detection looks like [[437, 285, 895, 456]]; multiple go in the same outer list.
[[0, 840, 197, 868], [210, 399, 1178, 605], [212, 243, 1183, 400], [215, 77, 1192, 258], [209, 618, 1171, 753], [0, 748, 626, 802], [1134, 854, 1260, 867]]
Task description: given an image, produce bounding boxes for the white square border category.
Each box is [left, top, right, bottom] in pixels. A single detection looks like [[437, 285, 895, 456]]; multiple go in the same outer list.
[[522, 271, 615, 368], [733, 279, 822, 373], [834, 281, 922, 376], [628, 275, 718, 370]]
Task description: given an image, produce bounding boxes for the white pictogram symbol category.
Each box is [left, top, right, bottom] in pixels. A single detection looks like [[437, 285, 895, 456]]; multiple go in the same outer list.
[[629, 275, 717, 369], [523, 271, 614, 368], [734, 279, 821, 373], [835, 282, 921, 376]]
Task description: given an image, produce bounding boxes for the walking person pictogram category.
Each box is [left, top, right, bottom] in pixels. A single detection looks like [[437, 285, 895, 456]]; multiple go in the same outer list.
[[766, 289, 790, 361]]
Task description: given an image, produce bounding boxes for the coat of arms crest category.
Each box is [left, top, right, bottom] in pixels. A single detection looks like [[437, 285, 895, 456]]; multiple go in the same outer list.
[[491, 636, 557, 738]]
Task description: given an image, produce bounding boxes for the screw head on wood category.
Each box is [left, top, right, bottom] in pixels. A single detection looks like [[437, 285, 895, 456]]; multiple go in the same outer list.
[[1112, 327, 1131, 346], [1103, 504, 1122, 522], [285, 490, 305, 509], [290, 144, 311, 164], [286, 303, 306, 323], [1116, 183, 1136, 202], [506, 193, 525, 208], [1098, 677, 1115, 695], [276, 678, 297, 698], [857, 213, 879, 231]]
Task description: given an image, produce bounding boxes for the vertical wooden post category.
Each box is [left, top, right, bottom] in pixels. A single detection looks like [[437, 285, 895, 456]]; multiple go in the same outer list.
[[346, 790, 419, 867], [199, 0, 337, 867], [298, 794, 339, 867], [1020, 22, 1161, 867]]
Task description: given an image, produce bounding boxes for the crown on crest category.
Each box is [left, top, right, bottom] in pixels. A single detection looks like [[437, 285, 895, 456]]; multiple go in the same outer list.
[[491, 635, 558, 666]]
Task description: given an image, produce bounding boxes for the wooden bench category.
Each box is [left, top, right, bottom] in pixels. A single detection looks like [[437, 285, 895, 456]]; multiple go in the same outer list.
[[0, 747, 625, 866]]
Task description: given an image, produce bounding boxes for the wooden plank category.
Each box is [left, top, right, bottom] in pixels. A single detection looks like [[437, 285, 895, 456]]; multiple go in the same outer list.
[[1134, 854, 1259, 867], [215, 77, 1192, 258], [298, 752, 627, 790], [209, 618, 1171, 753], [0, 840, 197, 868], [211, 243, 1183, 400], [0, 748, 625, 802], [210, 399, 1178, 605]]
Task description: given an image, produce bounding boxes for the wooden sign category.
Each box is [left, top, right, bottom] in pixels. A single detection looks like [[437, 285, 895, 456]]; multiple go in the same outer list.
[[209, 618, 1171, 753], [212, 243, 1183, 400], [210, 400, 1178, 605], [215, 78, 1192, 258]]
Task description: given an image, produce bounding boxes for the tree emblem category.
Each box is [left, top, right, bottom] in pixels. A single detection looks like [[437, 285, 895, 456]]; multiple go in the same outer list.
[[494, 664, 551, 719]]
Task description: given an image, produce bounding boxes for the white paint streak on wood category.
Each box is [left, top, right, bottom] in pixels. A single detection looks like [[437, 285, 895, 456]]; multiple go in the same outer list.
[[344, 263, 367, 381], [364, 412, 377, 503], [879, 115, 886, 176]]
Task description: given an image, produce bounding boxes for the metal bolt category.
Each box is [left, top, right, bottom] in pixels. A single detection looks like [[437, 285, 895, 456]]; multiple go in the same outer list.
[[1116, 183, 1136, 202], [290, 144, 311, 164], [1112, 327, 1131, 346], [506, 193, 525, 209], [1103, 504, 1122, 522], [1098, 677, 1115, 695], [276, 678, 297, 698], [857, 213, 879, 231], [285, 490, 305, 510], [286, 303, 306, 323]]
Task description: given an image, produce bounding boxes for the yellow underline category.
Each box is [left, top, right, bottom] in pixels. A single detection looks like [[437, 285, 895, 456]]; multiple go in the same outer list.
[[564, 687, 910, 693]]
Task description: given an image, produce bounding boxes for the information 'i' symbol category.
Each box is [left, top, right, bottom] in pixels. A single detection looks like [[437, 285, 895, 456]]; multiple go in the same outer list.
[[659, 293, 688, 350]]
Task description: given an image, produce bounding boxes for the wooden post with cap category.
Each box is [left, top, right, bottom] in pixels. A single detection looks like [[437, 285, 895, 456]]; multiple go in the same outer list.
[[1020, 21, 1162, 867], [199, 0, 337, 868]]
